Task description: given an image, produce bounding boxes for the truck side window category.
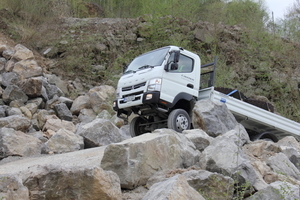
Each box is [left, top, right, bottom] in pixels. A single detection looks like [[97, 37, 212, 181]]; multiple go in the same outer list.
[[168, 53, 194, 73]]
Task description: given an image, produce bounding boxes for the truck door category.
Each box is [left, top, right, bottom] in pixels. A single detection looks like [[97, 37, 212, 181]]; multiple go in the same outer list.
[[160, 51, 198, 103]]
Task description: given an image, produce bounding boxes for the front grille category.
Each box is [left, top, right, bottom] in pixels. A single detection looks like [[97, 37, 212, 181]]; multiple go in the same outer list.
[[122, 82, 146, 91]]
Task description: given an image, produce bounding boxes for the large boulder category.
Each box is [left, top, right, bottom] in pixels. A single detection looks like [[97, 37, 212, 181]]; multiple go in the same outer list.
[[201, 129, 257, 187], [0, 174, 29, 200], [23, 165, 122, 200], [266, 152, 300, 180], [0, 127, 42, 159], [43, 128, 84, 154], [0, 115, 31, 132], [12, 44, 34, 61], [183, 129, 213, 151], [13, 59, 43, 79], [192, 99, 238, 137], [2, 85, 28, 104], [88, 85, 115, 113], [76, 118, 123, 148], [142, 175, 205, 200], [101, 129, 200, 189]]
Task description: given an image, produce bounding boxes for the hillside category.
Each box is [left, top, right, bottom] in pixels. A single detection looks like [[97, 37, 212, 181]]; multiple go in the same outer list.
[[0, 9, 300, 199], [0, 7, 299, 123]]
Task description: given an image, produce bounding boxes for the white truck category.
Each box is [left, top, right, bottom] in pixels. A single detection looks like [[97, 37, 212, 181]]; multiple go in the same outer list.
[[113, 46, 300, 141]]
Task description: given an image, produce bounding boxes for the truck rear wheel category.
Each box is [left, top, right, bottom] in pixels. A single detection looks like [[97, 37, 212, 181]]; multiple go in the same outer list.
[[168, 109, 191, 132], [130, 117, 146, 137]]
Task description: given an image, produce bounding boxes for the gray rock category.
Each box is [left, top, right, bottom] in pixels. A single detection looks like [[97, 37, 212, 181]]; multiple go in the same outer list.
[[76, 118, 123, 148], [201, 133, 257, 187], [70, 95, 91, 115], [1, 72, 20, 87], [0, 105, 8, 117], [183, 129, 213, 151], [2, 85, 28, 104], [23, 165, 122, 200], [182, 170, 234, 200], [266, 152, 300, 180], [88, 85, 115, 113], [43, 128, 84, 154], [192, 99, 238, 137], [142, 175, 205, 200], [6, 107, 22, 116], [0, 115, 31, 132], [54, 103, 73, 121], [0, 127, 42, 159], [101, 129, 200, 189], [13, 59, 43, 79], [78, 108, 96, 124], [0, 174, 29, 200]]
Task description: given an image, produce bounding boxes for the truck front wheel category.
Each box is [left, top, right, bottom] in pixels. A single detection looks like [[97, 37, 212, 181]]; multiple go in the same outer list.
[[168, 109, 191, 132], [130, 117, 147, 137]]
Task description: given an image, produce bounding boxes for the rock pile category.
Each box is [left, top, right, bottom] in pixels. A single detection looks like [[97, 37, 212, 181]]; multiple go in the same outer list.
[[0, 43, 299, 200], [0, 43, 128, 159]]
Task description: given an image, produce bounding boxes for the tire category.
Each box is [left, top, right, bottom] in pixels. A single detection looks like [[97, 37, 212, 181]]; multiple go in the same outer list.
[[168, 109, 191, 132], [130, 117, 146, 137]]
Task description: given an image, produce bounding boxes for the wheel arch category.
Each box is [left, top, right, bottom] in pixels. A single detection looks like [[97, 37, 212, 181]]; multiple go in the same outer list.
[[170, 92, 196, 116]]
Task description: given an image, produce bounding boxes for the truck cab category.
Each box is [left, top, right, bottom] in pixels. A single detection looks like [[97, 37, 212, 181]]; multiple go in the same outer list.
[[113, 46, 205, 136]]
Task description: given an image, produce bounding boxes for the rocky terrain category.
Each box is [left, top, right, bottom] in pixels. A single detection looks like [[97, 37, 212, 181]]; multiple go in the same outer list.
[[0, 25, 300, 199]]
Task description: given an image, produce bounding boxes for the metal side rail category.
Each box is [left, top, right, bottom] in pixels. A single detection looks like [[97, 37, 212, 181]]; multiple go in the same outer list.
[[198, 87, 300, 140]]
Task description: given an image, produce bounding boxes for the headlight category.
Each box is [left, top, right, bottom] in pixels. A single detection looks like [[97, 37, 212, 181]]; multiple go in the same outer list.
[[147, 78, 162, 91]]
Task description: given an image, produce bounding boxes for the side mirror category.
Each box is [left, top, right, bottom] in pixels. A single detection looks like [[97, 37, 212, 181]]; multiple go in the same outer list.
[[174, 50, 180, 63], [171, 63, 178, 70]]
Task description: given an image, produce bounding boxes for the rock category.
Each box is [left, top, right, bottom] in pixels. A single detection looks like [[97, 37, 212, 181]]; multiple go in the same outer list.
[[78, 108, 96, 124], [182, 170, 234, 200], [1, 72, 21, 87], [0, 105, 7, 117], [54, 103, 73, 121], [142, 175, 205, 200], [12, 44, 34, 61], [43, 128, 84, 154], [146, 168, 234, 200], [2, 85, 28, 104], [13, 60, 43, 79], [110, 114, 124, 128], [0, 115, 31, 132], [44, 73, 69, 95], [0, 174, 29, 200], [183, 129, 213, 151], [192, 99, 238, 137], [43, 117, 76, 133], [0, 127, 42, 159], [42, 79, 64, 99], [97, 109, 112, 120], [23, 165, 122, 200], [201, 132, 257, 187], [246, 181, 300, 200], [76, 118, 123, 148], [88, 85, 115, 113], [70, 95, 91, 115], [18, 77, 43, 98], [6, 107, 22, 116], [266, 152, 300, 180], [58, 96, 73, 109], [101, 129, 200, 189]]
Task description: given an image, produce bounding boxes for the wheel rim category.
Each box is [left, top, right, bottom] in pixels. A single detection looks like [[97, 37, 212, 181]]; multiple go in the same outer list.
[[175, 114, 189, 131]]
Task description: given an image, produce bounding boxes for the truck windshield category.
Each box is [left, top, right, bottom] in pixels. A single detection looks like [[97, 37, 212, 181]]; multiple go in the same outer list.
[[124, 47, 170, 74]]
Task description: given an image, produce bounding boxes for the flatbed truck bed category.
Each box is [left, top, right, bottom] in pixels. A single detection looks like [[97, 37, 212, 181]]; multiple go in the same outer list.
[[198, 87, 300, 141]]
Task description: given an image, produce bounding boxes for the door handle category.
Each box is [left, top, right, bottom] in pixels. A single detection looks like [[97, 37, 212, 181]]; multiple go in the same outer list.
[[187, 84, 194, 89]]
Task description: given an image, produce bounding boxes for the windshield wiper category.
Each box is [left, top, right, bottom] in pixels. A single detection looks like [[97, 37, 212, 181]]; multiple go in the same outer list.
[[123, 70, 135, 75], [138, 65, 154, 70]]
